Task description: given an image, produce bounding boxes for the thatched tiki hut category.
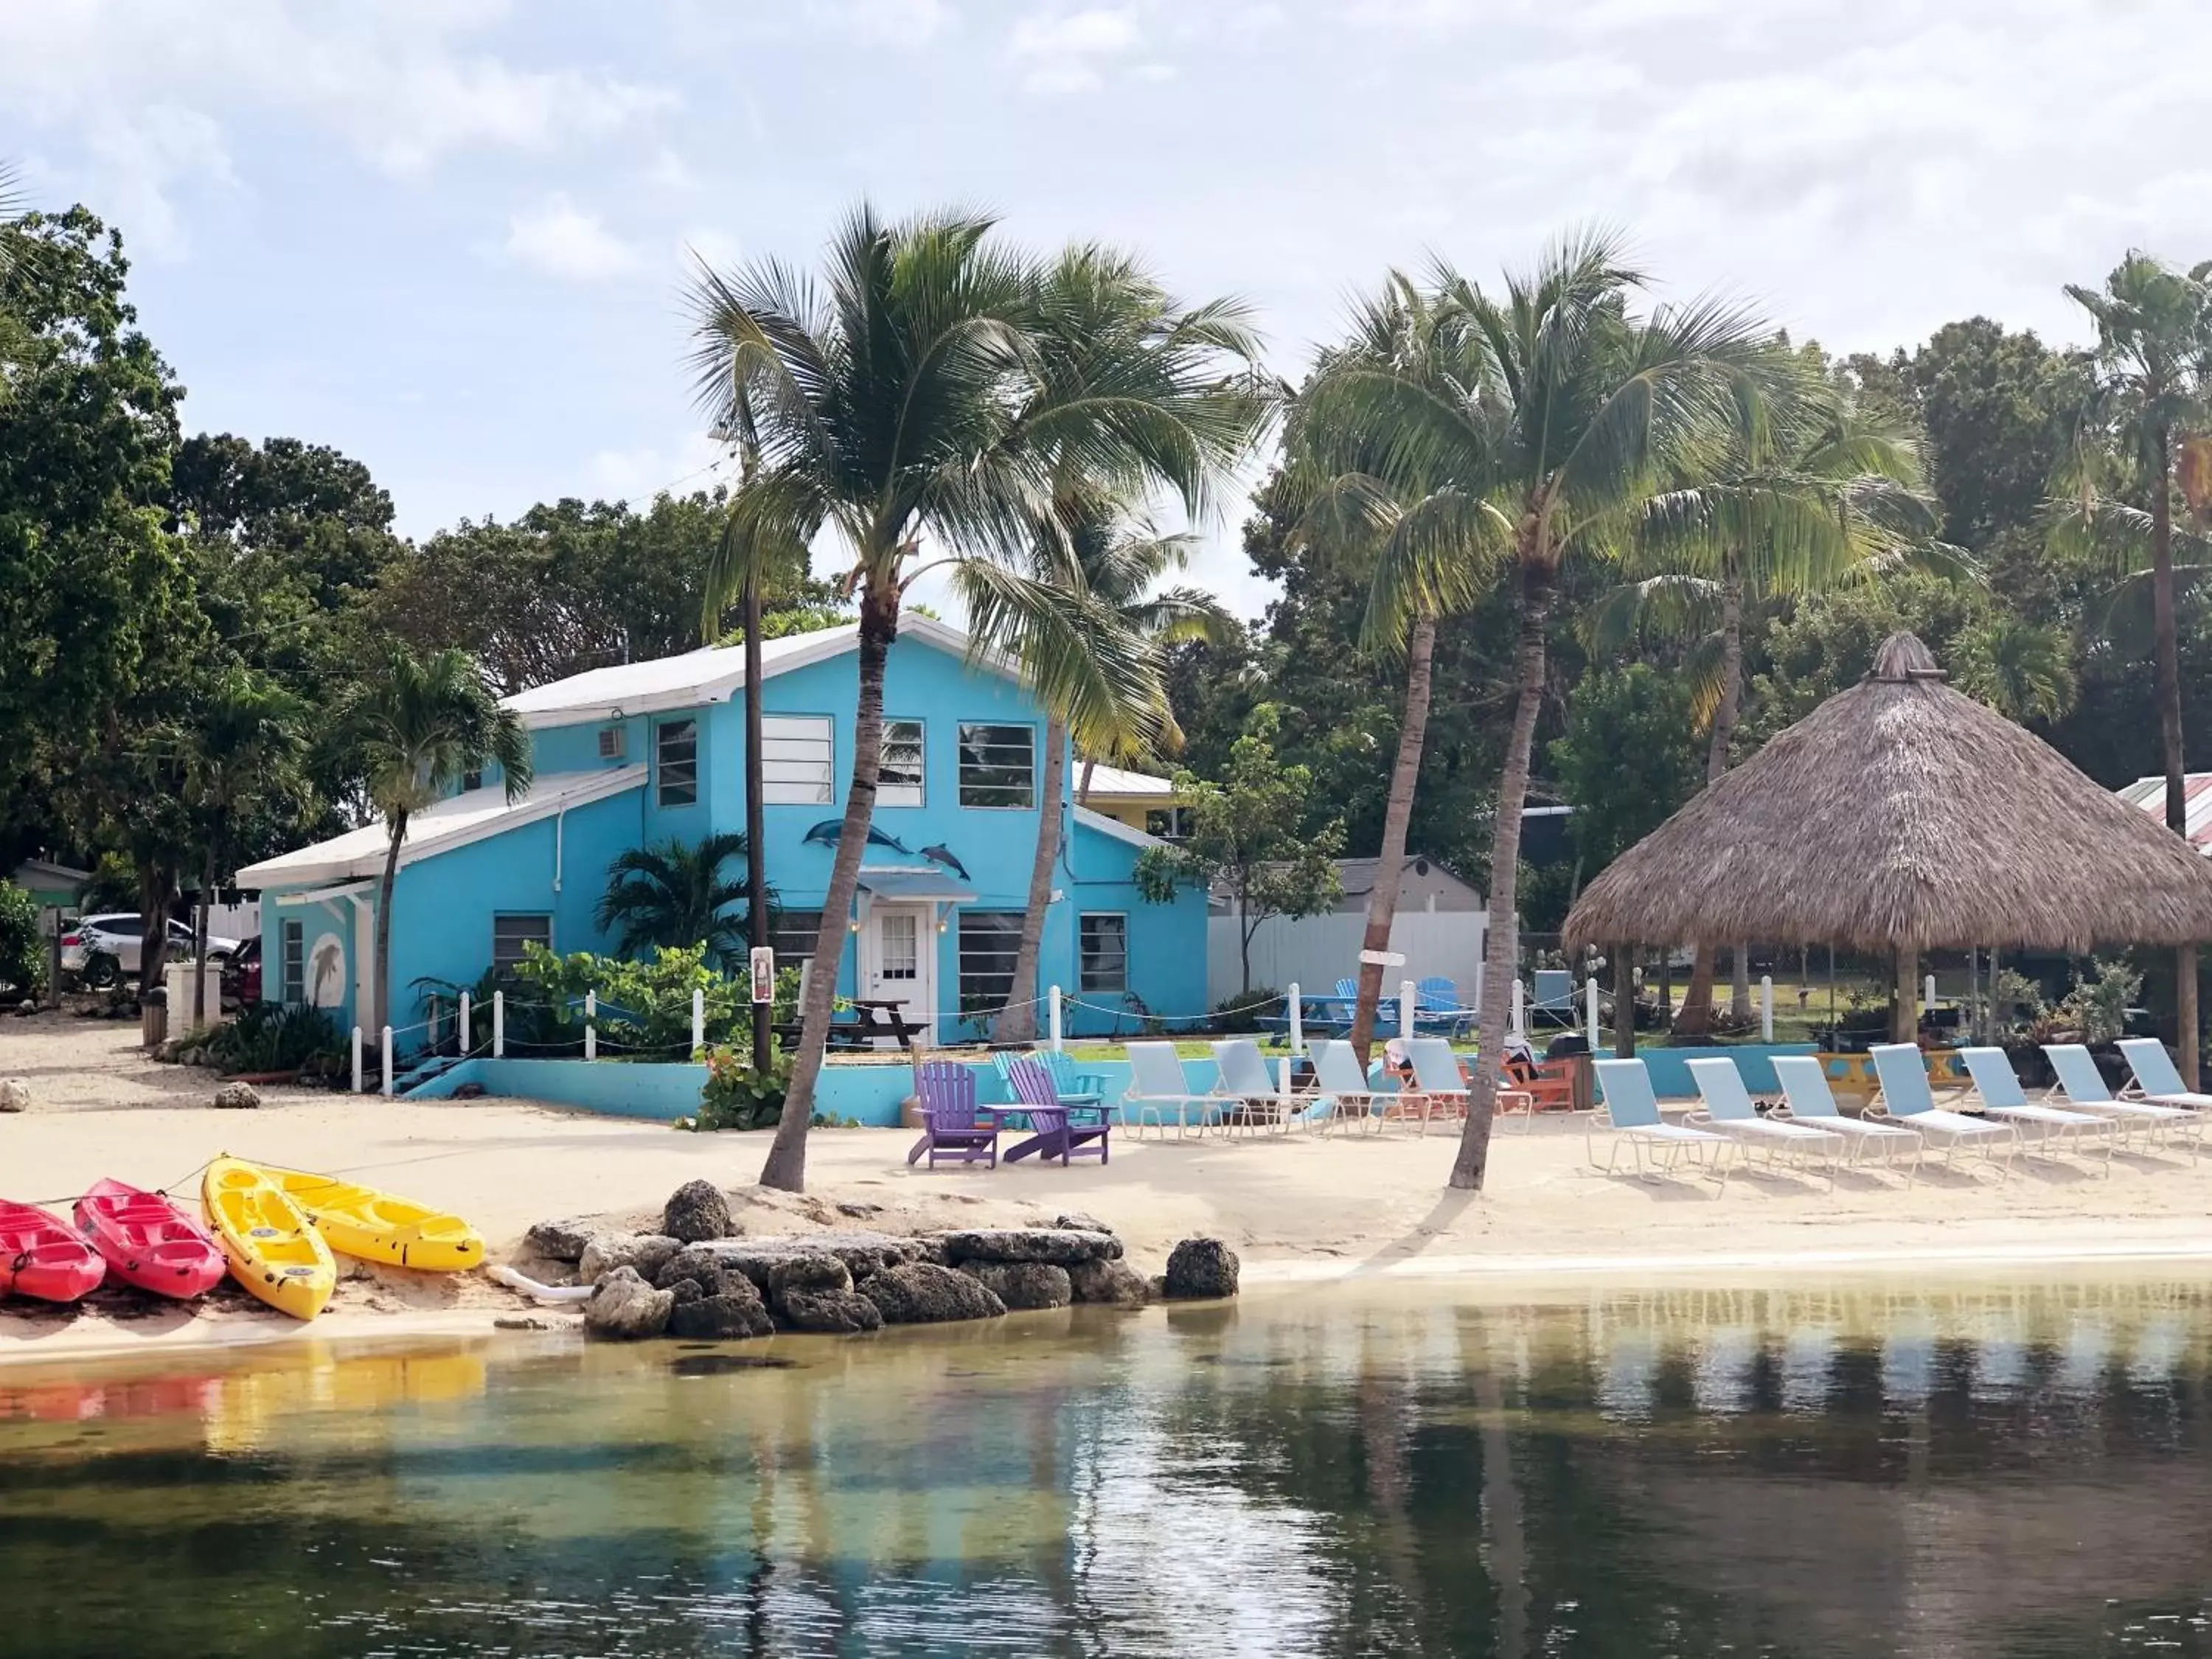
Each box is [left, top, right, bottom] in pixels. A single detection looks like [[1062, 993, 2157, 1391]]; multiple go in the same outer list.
[[1564, 633, 2212, 1048]]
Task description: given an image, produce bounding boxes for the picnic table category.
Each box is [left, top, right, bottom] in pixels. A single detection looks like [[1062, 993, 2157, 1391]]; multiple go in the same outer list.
[[774, 998, 930, 1053]]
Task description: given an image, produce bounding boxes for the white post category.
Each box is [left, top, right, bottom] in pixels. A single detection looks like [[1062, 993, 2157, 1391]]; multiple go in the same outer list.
[[692, 987, 705, 1056], [1288, 981, 1304, 1055], [493, 990, 505, 1059], [350, 1026, 363, 1094], [1511, 977, 1526, 1039], [458, 991, 471, 1055], [585, 990, 597, 1061], [1399, 978, 1416, 1042], [1759, 974, 1773, 1043], [1048, 984, 1063, 1052], [380, 1025, 393, 1097], [1924, 973, 1937, 1013], [1586, 975, 1600, 1051], [1278, 1053, 1294, 1123]]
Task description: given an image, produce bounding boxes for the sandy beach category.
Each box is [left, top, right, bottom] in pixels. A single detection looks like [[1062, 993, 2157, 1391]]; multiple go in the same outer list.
[[8, 1014, 2212, 1363]]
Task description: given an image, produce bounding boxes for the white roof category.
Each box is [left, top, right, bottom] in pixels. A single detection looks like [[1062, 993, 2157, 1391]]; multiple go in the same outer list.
[[236, 768, 647, 889], [1073, 804, 1169, 850], [2118, 773, 2212, 855], [500, 615, 1015, 729], [1080, 763, 1178, 798]]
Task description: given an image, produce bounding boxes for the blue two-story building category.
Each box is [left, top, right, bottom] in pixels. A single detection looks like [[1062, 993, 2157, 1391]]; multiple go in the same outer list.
[[236, 616, 1206, 1046]]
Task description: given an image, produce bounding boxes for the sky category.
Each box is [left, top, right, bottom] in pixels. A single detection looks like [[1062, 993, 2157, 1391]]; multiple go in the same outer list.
[[6, 0, 2211, 622]]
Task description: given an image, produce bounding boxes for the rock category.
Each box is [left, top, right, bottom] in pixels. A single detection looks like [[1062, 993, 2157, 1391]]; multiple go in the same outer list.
[[1164, 1237, 1240, 1300], [0, 1078, 27, 1113], [776, 1286, 883, 1335], [958, 1259, 1073, 1311], [836, 1200, 884, 1219], [212, 1082, 262, 1110], [1054, 1211, 1113, 1235], [578, 1233, 681, 1286], [582, 1265, 673, 1340], [665, 1277, 706, 1306], [765, 1253, 852, 1298], [153, 1038, 183, 1063], [1068, 1258, 1150, 1307], [661, 1179, 734, 1244], [655, 1242, 730, 1292], [858, 1262, 1006, 1324], [670, 1291, 776, 1341], [492, 1315, 550, 1331], [936, 1228, 1121, 1266], [524, 1217, 602, 1263], [676, 1232, 928, 1292], [1147, 1274, 1170, 1301], [452, 1082, 486, 1100]]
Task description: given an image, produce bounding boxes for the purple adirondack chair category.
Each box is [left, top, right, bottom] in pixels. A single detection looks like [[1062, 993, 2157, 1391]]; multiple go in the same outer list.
[[1004, 1056, 1110, 1166], [908, 1061, 998, 1170]]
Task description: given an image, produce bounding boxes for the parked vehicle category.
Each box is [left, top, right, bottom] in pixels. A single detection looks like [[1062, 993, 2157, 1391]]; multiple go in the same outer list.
[[59, 914, 240, 978], [222, 936, 262, 1008]]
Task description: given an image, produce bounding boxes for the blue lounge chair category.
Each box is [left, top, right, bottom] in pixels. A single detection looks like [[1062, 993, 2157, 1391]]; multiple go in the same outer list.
[[2114, 1038, 2212, 1113], [1590, 1058, 1731, 1181], [1531, 969, 1576, 1028], [2047, 1043, 2199, 1148], [1211, 1038, 1286, 1135], [1122, 1042, 1216, 1139], [1958, 1046, 2115, 1165], [1866, 1044, 2017, 1172], [1770, 1055, 1923, 1171], [1307, 1039, 1388, 1134], [1686, 1057, 1843, 1179], [1402, 1037, 1472, 1133]]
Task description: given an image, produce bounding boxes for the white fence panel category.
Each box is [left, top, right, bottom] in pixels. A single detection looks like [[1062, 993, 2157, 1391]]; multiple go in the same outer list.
[[1208, 910, 1487, 1009]]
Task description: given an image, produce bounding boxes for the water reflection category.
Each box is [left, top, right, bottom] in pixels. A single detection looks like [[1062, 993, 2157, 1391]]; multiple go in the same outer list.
[[3, 1276, 2212, 1656]]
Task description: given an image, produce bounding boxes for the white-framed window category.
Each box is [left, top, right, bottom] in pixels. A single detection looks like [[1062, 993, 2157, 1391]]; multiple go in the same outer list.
[[493, 913, 552, 971], [597, 726, 626, 760], [957, 911, 1023, 1017], [876, 911, 919, 982], [879, 720, 925, 808], [1144, 805, 1192, 841], [1079, 913, 1128, 993], [280, 919, 305, 1004], [655, 718, 698, 807], [958, 723, 1034, 808], [762, 714, 834, 804], [773, 911, 822, 964]]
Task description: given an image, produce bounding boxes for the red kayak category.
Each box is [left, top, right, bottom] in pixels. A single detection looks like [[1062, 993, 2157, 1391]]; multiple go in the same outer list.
[[0, 1200, 105, 1304], [72, 1178, 226, 1300]]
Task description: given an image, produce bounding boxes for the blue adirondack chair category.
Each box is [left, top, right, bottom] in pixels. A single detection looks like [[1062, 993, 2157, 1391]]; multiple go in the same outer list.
[[992, 1048, 1105, 1116], [1003, 1056, 1111, 1166], [1326, 975, 1397, 1031], [1415, 975, 1470, 1036], [908, 1061, 998, 1171]]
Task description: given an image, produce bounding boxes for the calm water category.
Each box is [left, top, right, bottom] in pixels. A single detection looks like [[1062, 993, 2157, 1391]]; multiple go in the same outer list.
[[7, 1274, 2212, 1658]]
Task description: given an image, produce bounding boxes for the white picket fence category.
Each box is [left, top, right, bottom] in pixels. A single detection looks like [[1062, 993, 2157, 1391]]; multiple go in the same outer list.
[[1207, 908, 1487, 1008]]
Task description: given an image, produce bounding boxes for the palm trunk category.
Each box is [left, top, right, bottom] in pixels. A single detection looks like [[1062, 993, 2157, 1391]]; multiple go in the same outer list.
[[745, 573, 773, 1074], [1352, 616, 1436, 1065], [1077, 756, 1098, 807], [2151, 429, 2199, 1085], [761, 580, 897, 1192], [1676, 569, 1745, 1035], [1450, 560, 1552, 1192], [1731, 943, 1752, 1022], [998, 713, 1065, 1044], [138, 863, 173, 1001], [375, 814, 405, 1039], [192, 846, 213, 1027]]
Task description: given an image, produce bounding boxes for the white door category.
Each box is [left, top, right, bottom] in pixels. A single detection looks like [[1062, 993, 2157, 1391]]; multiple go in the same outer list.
[[862, 905, 933, 1037]]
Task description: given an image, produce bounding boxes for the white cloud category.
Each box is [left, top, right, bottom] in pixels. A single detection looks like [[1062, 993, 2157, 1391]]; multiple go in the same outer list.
[[1006, 6, 1142, 94], [584, 431, 731, 506], [681, 227, 745, 274], [506, 198, 642, 282], [804, 0, 956, 45]]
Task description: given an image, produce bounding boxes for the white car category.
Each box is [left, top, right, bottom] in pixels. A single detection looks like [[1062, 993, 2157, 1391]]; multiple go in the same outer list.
[[60, 914, 241, 978]]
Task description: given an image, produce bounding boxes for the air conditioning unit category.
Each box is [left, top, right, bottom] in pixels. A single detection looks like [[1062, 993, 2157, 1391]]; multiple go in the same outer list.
[[598, 726, 626, 759]]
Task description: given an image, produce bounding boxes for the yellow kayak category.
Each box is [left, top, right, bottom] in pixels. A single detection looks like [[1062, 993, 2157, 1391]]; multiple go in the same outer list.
[[201, 1158, 337, 1321], [256, 1164, 484, 1273]]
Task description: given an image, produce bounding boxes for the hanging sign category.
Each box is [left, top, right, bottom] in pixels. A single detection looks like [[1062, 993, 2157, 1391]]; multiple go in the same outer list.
[[750, 946, 776, 1006]]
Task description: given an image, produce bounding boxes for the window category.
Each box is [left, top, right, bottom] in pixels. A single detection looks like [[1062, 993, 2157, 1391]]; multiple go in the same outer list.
[[958, 911, 1024, 1017], [958, 723, 1034, 808], [493, 913, 552, 971], [597, 726, 626, 760], [879, 720, 925, 808], [280, 919, 305, 1004], [1079, 913, 1128, 993], [772, 911, 823, 966], [762, 714, 834, 804], [875, 911, 919, 982], [461, 768, 483, 793], [1144, 806, 1192, 841], [655, 718, 698, 807]]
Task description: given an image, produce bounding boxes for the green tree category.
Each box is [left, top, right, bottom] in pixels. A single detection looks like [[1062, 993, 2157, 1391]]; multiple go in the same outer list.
[[686, 205, 1263, 1191], [330, 643, 532, 1037], [1133, 706, 1346, 995], [1547, 664, 1703, 876], [184, 668, 307, 1024], [594, 833, 765, 970]]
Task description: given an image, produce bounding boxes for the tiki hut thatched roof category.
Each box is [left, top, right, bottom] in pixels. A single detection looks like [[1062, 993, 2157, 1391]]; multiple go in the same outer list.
[[1562, 631, 2212, 954]]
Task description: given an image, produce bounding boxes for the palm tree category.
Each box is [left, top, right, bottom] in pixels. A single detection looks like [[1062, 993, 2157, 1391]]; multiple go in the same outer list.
[[1295, 232, 1791, 1192], [2056, 252, 2212, 1084], [595, 832, 765, 970], [1598, 390, 1943, 1032], [185, 668, 305, 1026], [333, 643, 532, 1038], [686, 206, 1264, 1191]]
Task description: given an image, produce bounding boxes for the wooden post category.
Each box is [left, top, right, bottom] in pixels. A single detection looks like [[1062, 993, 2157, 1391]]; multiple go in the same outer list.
[[1893, 947, 1919, 1045], [1613, 942, 1635, 1058]]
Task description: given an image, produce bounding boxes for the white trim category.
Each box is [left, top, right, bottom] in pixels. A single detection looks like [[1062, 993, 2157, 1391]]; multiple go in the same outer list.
[[1074, 804, 1167, 849], [272, 879, 376, 907]]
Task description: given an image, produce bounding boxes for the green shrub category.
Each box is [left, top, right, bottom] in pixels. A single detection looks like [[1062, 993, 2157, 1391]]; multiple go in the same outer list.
[[693, 1042, 793, 1130], [184, 1001, 345, 1076], [1212, 986, 1280, 1033], [0, 882, 48, 999], [448, 942, 801, 1060]]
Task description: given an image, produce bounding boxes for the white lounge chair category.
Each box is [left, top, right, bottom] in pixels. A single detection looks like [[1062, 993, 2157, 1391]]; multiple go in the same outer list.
[[2046, 1043, 2199, 1149], [1306, 1040, 1388, 1134], [1402, 1037, 1472, 1133], [1686, 1057, 1843, 1180], [2115, 1038, 2212, 1113], [1770, 1055, 1924, 1172], [1866, 1044, 2017, 1173], [1957, 1046, 2115, 1166], [1210, 1039, 1287, 1136], [1590, 1058, 1732, 1183], [1122, 1042, 1217, 1139]]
